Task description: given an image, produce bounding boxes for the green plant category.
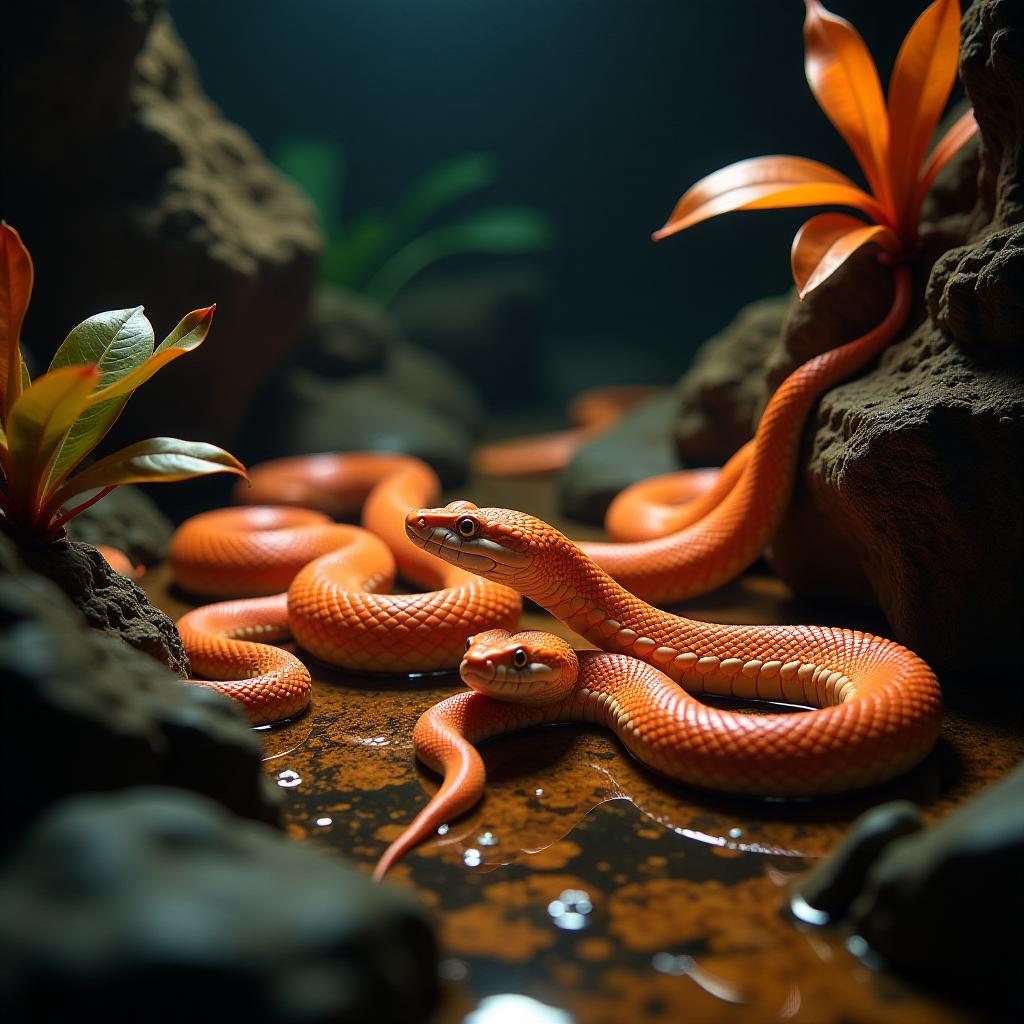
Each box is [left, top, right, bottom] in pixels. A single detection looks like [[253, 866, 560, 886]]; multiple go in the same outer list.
[[655, 0, 975, 297], [274, 140, 554, 305], [0, 223, 246, 542]]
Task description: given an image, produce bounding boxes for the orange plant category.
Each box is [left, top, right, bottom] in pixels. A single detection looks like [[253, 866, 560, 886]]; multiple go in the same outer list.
[[0, 223, 246, 541], [654, 0, 976, 297]]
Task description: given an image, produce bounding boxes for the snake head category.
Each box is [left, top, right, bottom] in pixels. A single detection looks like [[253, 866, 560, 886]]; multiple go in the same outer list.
[[461, 629, 579, 706], [405, 501, 544, 580]]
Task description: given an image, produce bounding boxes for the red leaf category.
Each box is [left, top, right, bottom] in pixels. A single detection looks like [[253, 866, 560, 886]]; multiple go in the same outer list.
[[0, 224, 34, 423], [804, 0, 891, 211], [887, 0, 963, 230]]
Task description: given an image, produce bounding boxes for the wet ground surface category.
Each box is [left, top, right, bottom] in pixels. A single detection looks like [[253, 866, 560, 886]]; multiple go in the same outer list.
[[150, 474, 1023, 1024]]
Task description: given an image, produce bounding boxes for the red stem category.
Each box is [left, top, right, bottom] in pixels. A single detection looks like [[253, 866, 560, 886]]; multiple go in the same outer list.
[[44, 486, 116, 538]]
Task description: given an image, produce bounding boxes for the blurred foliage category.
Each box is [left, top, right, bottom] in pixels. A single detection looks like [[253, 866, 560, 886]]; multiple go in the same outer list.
[[273, 139, 554, 305]]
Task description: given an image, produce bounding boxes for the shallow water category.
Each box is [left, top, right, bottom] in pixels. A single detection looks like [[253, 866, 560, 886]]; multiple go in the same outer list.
[[149, 474, 1022, 1024]]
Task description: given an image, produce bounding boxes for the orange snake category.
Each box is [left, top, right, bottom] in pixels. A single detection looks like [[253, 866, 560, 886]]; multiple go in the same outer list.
[[170, 454, 520, 725], [369, 266, 943, 874], [374, 622, 941, 878]]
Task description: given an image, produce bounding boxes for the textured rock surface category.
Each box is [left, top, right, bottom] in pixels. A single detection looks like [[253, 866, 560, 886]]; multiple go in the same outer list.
[[66, 484, 175, 567], [1, 0, 320, 448], [559, 393, 681, 524], [0, 789, 437, 1023], [246, 287, 482, 486], [18, 536, 188, 675], [793, 768, 1024, 1015], [0, 536, 279, 843], [666, 0, 1023, 669], [671, 294, 790, 466]]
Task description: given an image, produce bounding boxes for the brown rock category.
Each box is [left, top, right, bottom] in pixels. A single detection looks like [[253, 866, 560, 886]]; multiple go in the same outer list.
[[671, 295, 789, 465], [1, 0, 320, 448], [17, 536, 189, 677]]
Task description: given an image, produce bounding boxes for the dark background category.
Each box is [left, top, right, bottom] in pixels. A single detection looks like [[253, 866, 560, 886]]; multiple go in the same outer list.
[[173, 0, 947, 405]]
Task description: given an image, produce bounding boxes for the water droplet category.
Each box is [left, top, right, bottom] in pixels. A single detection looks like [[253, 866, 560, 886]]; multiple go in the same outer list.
[[436, 823, 449, 836], [437, 957, 467, 981], [314, 816, 333, 829], [276, 769, 301, 789], [477, 831, 498, 847], [463, 848, 482, 868], [652, 952, 694, 976], [728, 827, 744, 840], [547, 888, 593, 930]]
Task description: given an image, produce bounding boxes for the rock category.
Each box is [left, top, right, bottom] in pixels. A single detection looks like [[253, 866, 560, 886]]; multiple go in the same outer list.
[[393, 264, 545, 408], [1, 1, 320, 449], [791, 802, 924, 922], [927, 224, 1024, 357], [559, 393, 682, 524], [792, 768, 1024, 1014], [0, 535, 279, 843], [671, 294, 790, 465], [252, 372, 474, 489], [66, 484, 175, 567], [0, 789, 438, 1023], [246, 287, 482, 486], [18, 535, 188, 675]]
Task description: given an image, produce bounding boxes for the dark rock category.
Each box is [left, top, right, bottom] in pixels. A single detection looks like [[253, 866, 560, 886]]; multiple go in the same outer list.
[[0, 535, 280, 843], [296, 285, 395, 379], [792, 768, 1024, 1015], [559, 393, 682, 524], [0, 788, 438, 1023], [246, 287, 482, 486], [18, 535, 188, 675], [394, 264, 545, 408], [1, 1, 320, 449], [255, 371, 473, 488], [66, 484, 175, 567], [927, 224, 1024, 357], [672, 294, 790, 466], [791, 802, 923, 922]]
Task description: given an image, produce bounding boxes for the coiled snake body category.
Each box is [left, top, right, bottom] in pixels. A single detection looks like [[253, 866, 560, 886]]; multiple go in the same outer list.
[[171, 454, 520, 725]]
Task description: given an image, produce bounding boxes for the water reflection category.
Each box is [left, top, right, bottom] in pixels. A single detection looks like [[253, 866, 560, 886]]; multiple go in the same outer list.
[[463, 994, 573, 1024]]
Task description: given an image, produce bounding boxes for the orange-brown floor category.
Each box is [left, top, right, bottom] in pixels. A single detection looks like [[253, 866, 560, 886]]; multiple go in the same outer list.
[[148, 473, 1022, 1024]]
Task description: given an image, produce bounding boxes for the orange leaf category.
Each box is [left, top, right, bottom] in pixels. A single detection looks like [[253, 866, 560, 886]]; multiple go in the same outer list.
[[0, 224, 34, 423], [655, 174, 888, 241], [914, 108, 979, 215], [791, 213, 900, 298], [804, 0, 891, 210], [887, 0, 962, 228]]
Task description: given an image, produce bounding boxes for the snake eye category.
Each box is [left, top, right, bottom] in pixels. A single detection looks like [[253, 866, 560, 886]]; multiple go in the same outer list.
[[465, 635, 474, 651], [512, 647, 528, 668], [456, 516, 478, 538]]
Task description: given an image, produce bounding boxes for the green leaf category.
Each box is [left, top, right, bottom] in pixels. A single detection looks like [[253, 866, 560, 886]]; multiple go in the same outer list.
[[389, 152, 498, 243], [90, 305, 216, 404], [5, 365, 99, 512], [323, 214, 391, 288], [51, 436, 247, 507], [46, 307, 155, 485], [274, 137, 346, 238], [49, 306, 154, 377], [363, 206, 555, 305]]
